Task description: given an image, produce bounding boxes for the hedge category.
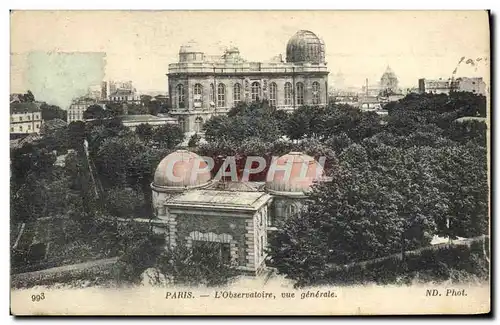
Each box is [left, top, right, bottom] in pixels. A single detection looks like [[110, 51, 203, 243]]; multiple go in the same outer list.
[[321, 236, 489, 286], [11, 257, 119, 289]]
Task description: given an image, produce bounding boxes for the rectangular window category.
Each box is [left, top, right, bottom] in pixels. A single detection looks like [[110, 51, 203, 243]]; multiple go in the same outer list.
[[260, 235, 264, 256]]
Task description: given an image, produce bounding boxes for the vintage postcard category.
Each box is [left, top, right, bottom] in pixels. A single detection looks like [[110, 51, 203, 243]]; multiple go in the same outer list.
[[9, 10, 490, 316]]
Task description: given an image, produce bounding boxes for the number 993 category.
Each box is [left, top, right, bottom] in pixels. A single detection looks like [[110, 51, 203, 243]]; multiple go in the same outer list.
[[31, 293, 45, 302]]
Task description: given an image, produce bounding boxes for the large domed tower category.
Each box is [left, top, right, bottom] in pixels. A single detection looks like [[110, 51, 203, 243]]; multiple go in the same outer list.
[[286, 30, 326, 64]]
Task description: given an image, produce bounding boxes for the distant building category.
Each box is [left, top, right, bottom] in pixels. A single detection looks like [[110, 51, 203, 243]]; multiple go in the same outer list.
[[331, 90, 359, 105], [10, 102, 43, 134], [362, 66, 402, 97], [418, 77, 486, 95], [379, 66, 400, 95], [68, 97, 102, 123], [101, 80, 141, 104], [418, 78, 454, 94], [454, 77, 487, 95], [118, 114, 179, 131], [358, 96, 383, 111], [167, 30, 330, 133]]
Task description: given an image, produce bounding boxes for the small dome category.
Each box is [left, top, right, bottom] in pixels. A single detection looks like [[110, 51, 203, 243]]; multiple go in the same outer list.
[[265, 152, 323, 195], [153, 149, 211, 190], [179, 40, 203, 54], [286, 30, 325, 64]]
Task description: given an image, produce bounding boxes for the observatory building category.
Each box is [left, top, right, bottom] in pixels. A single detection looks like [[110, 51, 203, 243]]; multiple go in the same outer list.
[[167, 30, 330, 133]]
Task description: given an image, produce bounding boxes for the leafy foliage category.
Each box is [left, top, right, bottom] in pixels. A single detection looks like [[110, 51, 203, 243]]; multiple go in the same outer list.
[[155, 244, 239, 287], [267, 92, 489, 286]]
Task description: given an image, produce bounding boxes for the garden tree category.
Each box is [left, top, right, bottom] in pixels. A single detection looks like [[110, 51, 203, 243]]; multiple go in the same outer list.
[[135, 123, 154, 143], [37, 119, 69, 153], [127, 147, 171, 217], [140, 94, 153, 106], [152, 124, 184, 149], [13, 170, 72, 222], [155, 243, 239, 287], [40, 103, 67, 121], [323, 132, 353, 156], [67, 121, 87, 152], [268, 142, 445, 286], [205, 101, 285, 143], [448, 91, 487, 117], [385, 92, 486, 136], [140, 95, 170, 116], [94, 134, 146, 187], [23, 90, 35, 102], [187, 133, 201, 148], [285, 105, 335, 140], [369, 126, 455, 150], [83, 104, 106, 120], [427, 142, 488, 238], [285, 104, 382, 142], [105, 102, 125, 117], [113, 221, 166, 284], [447, 119, 487, 147], [318, 105, 382, 141], [286, 106, 316, 140], [10, 144, 56, 191], [39, 118, 67, 135], [105, 187, 145, 218], [86, 119, 131, 156], [127, 103, 149, 115]]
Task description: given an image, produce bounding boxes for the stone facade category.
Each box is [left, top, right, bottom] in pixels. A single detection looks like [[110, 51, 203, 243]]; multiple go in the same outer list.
[[167, 30, 330, 133], [10, 103, 43, 134], [150, 150, 327, 276]]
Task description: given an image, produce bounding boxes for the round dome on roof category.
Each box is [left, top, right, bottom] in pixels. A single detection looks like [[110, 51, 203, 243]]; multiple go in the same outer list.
[[265, 151, 323, 195], [286, 30, 325, 64], [152, 149, 211, 191]]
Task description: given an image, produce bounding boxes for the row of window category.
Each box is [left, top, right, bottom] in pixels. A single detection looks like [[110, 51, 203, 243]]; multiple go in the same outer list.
[[11, 114, 41, 122], [176, 81, 322, 108], [10, 123, 40, 132], [68, 112, 83, 121]]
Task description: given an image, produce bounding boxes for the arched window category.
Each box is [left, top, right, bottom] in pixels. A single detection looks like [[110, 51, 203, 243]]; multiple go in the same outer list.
[[296, 82, 304, 105], [233, 83, 241, 106], [251, 82, 261, 102], [312, 81, 320, 105], [217, 83, 226, 107], [269, 82, 277, 107], [176, 84, 185, 108], [195, 116, 204, 133], [284, 82, 292, 106], [209, 83, 215, 105], [194, 83, 203, 107]]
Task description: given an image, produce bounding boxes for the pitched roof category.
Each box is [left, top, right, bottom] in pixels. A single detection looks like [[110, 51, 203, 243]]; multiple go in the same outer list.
[[10, 102, 41, 114]]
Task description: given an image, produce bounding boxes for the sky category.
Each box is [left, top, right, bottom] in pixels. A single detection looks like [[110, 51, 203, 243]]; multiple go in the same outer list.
[[10, 10, 490, 108]]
